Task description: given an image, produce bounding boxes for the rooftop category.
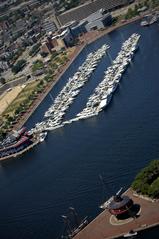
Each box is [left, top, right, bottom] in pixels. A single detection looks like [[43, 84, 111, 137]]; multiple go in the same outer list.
[[57, 0, 128, 25]]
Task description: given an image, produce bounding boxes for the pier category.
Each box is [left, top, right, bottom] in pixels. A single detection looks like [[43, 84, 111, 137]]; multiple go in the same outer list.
[[73, 189, 159, 239]]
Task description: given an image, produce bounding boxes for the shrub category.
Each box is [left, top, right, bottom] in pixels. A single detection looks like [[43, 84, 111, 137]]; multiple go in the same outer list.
[[131, 160, 159, 198], [12, 59, 26, 74]]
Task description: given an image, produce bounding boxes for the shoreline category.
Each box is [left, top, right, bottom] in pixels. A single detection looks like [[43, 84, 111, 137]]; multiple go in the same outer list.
[[13, 44, 86, 130], [73, 188, 159, 239], [13, 14, 145, 130]]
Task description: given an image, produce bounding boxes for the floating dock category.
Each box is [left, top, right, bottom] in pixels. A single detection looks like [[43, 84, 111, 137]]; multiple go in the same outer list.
[[73, 189, 159, 239]]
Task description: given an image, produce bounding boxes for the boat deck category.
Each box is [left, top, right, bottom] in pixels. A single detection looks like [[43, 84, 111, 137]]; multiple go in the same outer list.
[[73, 189, 159, 239], [0, 139, 39, 161]]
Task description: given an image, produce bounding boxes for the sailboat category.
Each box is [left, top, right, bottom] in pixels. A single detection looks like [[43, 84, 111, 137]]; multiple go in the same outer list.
[[61, 207, 88, 238]]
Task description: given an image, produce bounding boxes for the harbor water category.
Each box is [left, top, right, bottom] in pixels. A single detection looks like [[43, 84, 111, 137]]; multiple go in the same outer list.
[[0, 20, 159, 238]]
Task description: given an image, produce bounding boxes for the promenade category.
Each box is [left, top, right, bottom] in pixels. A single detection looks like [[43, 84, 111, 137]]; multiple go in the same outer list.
[[73, 189, 159, 239]]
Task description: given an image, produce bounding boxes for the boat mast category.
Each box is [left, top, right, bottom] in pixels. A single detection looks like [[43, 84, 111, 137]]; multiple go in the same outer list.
[[49, 93, 54, 102], [61, 215, 72, 237], [69, 207, 80, 228]]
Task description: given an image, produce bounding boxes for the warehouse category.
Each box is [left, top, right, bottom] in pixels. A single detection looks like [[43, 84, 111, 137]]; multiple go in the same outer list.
[[57, 0, 131, 25]]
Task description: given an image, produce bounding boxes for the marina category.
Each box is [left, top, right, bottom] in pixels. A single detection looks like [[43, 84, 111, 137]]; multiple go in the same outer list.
[[27, 33, 140, 136], [0, 20, 159, 239], [76, 33, 140, 120], [31, 44, 110, 133]]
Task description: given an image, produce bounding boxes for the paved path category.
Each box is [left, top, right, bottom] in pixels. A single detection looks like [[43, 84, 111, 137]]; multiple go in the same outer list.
[[73, 189, 159, 239]]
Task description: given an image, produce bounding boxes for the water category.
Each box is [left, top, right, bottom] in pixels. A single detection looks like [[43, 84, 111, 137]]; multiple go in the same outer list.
[[0, 20, 159, 238]]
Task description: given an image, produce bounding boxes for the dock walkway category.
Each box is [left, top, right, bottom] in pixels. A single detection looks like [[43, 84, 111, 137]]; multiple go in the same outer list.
[[73, 189, 159, 239]]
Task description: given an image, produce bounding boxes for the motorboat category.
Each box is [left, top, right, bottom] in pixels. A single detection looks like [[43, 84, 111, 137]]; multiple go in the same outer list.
[[39, 132, 47, 142], [123, 230, 138, 238]]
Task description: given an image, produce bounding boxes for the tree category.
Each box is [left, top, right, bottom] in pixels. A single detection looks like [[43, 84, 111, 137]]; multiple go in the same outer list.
[[0, 77, 6, 85], [12, 59, 26, 74], [29, 43, 41, 57], [32, 60, 44, 73], [40, 51, 48, 58], [131, 160, 159, 198]]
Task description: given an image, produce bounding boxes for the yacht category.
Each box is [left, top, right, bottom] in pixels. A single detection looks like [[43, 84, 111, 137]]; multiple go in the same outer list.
[[124, 230, 138, 238], [39, 132, 47, 142]]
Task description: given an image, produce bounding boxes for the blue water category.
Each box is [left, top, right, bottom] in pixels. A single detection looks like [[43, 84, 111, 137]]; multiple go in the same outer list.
[[0, 20, 159, 238]]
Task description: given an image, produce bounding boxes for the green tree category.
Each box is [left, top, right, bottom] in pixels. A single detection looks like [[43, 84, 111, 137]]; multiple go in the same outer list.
[[32, 60, 44, 73], [12, 59, 26, 74], [0, 77, 6, 84], [29, 43, 41, 57]]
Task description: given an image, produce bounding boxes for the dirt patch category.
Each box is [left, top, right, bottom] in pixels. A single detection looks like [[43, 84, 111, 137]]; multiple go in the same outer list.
[[0, 86, 24, 115]]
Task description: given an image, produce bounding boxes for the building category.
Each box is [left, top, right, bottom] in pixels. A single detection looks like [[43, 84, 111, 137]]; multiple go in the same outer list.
[[60, 28, 75, 47], [57, 0, 130, 25], [0, 127, 33, 159], [71, 20, 87, 37], [51, 36, 66, 51], [41, 41, 52, 54], [42, 18, 57, 34], [85, 9, 112, 31], [0, 60, 9, 71], [61, 9, 112, 38]]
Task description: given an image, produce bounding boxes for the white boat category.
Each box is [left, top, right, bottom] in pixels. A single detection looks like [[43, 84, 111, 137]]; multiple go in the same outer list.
[[71, 118, 80, 122], [39, 132, 47, 142], [123, 230, 138, 238], [45, 124, 64, 131], [98, 98, 107, 110], [149, 16, 158, 25], [76, 33, 140, 119], [99, 196, 113, 209], [140, 20, 149, 26], [41, 43, 110, 126]]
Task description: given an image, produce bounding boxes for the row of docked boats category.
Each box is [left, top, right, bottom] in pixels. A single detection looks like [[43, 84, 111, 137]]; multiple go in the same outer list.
[[140, 14, 158, 26], [29, 33, 140, 137], [1, 33, 140, 159], [76, 33, 140, 120], [30, 43, 110, 134], [44, 44, 109, 131]]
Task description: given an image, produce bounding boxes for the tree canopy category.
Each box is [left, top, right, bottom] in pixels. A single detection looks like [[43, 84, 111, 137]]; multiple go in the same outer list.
[[131, 160, 159, 198], [12, 59, 26, 74]]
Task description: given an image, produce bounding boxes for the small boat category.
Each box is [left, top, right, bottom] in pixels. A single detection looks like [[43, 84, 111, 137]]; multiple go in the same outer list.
[[124, 230, 138, 238], [140, 20, 149, 26], [45, 124, 64, 131], [39, 132, 47, 142]]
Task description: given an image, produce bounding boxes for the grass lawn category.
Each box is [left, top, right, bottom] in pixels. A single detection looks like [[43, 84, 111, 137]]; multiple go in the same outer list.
[[3, 81, 39, 116]]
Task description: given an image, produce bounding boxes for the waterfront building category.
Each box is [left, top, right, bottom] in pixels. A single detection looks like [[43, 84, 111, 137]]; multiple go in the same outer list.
[[51, 36, 66, 51], [41, 33, 66, 54], [42, 18, 57, 34], [71, 20, 88, 37], [0, 128, 34, 159], [85, 9, 112, 31], [58, 9, 112, 39], [41, 41, 52, 54], [57, 0, 130, 25]]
